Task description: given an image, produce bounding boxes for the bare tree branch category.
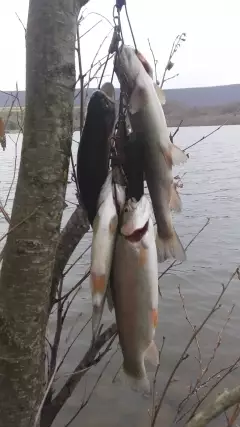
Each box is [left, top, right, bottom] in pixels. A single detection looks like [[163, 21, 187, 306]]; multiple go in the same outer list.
[[151, 267, 239, 426], [49, 205, 89, 311], [187, 385, 240, 427], [41, 323, 117, 427]]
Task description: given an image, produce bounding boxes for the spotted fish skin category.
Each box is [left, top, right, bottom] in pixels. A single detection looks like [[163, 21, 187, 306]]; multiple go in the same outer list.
[[112, 195, 159, 394]]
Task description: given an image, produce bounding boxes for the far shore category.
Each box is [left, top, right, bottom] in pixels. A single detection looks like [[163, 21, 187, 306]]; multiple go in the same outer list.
[[1, 105, 240, 132]]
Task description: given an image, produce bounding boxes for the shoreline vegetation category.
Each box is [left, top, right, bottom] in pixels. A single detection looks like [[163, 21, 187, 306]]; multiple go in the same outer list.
[[1, 102, 240, 133]]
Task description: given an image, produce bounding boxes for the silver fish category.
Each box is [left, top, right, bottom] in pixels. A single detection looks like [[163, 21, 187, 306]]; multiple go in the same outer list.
[[90, 170, 125, 340], [112, 195, 159, 394], [115, 45, 188, 262]]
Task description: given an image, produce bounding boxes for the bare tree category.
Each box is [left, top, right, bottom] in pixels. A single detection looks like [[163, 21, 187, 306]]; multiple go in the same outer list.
[[0, 0, 89, 426], [1, 4, 240, 427]]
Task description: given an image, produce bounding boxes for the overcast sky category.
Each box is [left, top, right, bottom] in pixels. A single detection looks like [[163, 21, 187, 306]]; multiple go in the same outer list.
[[1, 0, 239, 90]]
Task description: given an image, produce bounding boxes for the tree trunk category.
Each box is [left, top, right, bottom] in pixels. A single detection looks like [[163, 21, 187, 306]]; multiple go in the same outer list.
[[0, 0, 88, 425]]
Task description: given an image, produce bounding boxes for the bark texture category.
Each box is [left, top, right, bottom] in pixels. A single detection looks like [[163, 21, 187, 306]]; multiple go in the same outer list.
[[0, 0, 88, 425]]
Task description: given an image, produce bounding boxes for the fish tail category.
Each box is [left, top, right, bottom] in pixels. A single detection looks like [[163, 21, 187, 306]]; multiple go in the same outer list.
[[92, 304, 103, 340], [106, 284, 114, 312], [156, 229, 186, 263], [123, 360, 151, 395]]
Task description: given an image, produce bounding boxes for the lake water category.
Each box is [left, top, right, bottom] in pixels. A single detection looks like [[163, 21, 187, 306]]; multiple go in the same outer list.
[[1, 126, 240, 427]]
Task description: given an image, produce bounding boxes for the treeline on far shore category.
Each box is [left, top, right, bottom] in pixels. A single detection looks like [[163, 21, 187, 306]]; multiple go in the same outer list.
[[1, 101, 240, 133]]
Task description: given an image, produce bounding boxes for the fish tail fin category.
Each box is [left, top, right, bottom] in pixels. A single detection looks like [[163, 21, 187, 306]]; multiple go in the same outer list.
[[106, 284, 114, 312], [92, 289, 107, 340], [156, 229, 186, 263], [92, 303, 104, 341], [170, 183, 182, 212], [123, 361, 151, 395], [144, 340, 159, 366]]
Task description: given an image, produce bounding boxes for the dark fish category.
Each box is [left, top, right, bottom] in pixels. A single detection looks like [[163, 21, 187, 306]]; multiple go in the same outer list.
[[123, 130, 144, 202], [76, 83, 116, 226]]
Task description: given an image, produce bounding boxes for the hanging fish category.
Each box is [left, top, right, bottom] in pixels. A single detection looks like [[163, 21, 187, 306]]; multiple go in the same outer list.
[[76, 82, 116, 226], [90, 170, 125, 341], [112, 195, 159, 393], [115, 45, 188, 262]]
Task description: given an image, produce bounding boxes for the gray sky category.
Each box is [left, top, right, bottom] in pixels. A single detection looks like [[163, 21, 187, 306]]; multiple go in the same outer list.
[[1, 0, 239, 90]]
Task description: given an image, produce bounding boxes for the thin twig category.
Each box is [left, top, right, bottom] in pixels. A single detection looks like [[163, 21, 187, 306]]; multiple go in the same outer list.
[[158, 219, 210, 294], [150, 337, 166, 424], [80, 19, 102, 39], [147, 38, 159, 84], [183, 115, 240, 152], [65, 345, 118, 427], [0, 207, 39, 244], [76, 23, 84, 134], [15, 12, 26, 33], [63, 243, 91, 277], [187, 385, 240, 427], [151, 267, 239, 426], [178, 285, 203, 372], [0, 200, 10, 223]]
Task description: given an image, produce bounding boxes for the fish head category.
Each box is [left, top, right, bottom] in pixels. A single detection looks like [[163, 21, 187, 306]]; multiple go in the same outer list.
[[121, 195, 151, 242], [115, 45, 144, 91]]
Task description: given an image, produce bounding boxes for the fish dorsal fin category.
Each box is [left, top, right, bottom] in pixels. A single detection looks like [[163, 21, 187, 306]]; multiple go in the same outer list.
[[170, 183, 182, 212], [171, 143, 188, 166], [144, 340, 159, 366], [154, 83, 166, 105]]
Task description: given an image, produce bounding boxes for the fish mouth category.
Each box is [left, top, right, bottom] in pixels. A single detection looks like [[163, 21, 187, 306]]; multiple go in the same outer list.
[[124, 220, 149, 242]]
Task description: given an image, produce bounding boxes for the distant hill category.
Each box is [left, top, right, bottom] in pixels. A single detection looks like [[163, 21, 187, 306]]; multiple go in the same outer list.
[[1, 84, 240, 108], [1, 84, 240, 128]]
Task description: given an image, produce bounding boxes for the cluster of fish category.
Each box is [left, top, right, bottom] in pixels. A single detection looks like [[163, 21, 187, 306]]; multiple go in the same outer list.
[[77, 45, 188, 394]]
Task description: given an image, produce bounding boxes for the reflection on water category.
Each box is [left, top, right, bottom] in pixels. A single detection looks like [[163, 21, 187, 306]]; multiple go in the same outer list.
[[1, 126, 240, 426]]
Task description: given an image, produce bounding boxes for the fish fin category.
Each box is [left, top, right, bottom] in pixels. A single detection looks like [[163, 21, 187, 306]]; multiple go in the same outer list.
[[91, 272, 106, 300], [151, 309, 159, 329], [144, 340, 159, 366], [106, 284, 114, 312], [171, 144, 188, 166], [115, 183, 126, 211], [156, 230, 186, 262], [170, 184, 182, 212], [92, 303, 103, 341], [97, 170, 113, 210], [92, 288, 109, 340], [123, 368, 151, 395], [154, 83, 166, 105], [129, 85, 146, 114]]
